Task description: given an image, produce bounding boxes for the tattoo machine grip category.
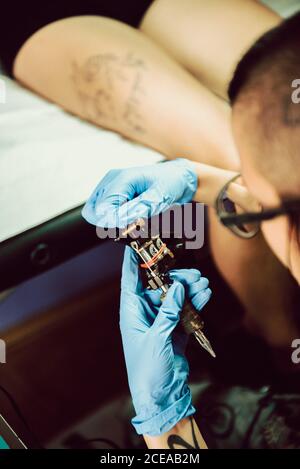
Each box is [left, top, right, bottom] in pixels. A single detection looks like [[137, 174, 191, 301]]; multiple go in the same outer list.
[[180, 298, 216, 358], [180, 299, 204, 335]]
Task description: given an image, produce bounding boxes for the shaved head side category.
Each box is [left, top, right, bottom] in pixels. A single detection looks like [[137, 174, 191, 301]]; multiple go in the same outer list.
[[228, 12, 300, 198]]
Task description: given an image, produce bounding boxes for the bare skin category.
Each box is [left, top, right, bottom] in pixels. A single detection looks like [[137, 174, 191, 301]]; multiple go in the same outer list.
[[140, 0, 280, 99], [13, 16, 238, 170], [144, 416, 207, 449]]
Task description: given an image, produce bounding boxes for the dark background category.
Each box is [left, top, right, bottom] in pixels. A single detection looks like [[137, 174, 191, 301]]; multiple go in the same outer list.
[[0, 0, 153, 75]]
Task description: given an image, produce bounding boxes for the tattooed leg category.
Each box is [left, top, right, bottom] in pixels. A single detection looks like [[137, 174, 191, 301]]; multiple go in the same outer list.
[[71, 52, 147, 135], [13, 15, 239, 169]]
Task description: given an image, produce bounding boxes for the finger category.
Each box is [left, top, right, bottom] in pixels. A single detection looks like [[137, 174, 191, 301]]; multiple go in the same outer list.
[[152, 281, 185, 336], [145, 269, 202, 306], [168, 269, 201, 285], [144, 268, 202, 307], [144, 288, 163, 307], [120, 247, 151, 332], [191, 287, 212, 311], [119, 293, 152, 334], [188, 277, 210, 296], [82, 169, 140, 227], [169, 268, 206, 297], [121, 247, 143, 295], [82, 170, 123, 225], [116, 185, 171, 227]]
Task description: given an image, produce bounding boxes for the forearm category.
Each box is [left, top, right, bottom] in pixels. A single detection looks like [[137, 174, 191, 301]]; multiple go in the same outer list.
[[193, 162, 237, 207], [141, 0, 280, 100], [144, 417, 207, 449], [13, 16, 238, 170]]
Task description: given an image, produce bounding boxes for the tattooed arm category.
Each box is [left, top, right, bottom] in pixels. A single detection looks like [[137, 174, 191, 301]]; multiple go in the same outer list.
[[13, 15, 238, 170], [144, 417, 207, 450]]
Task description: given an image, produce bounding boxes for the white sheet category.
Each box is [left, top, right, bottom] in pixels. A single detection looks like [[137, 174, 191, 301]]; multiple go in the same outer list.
[[0, 77, 161, 242], [262, 0, 300, 17]]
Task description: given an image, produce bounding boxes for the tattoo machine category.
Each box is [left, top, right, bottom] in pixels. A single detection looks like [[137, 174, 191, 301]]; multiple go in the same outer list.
[[116, 218, 216, 358]]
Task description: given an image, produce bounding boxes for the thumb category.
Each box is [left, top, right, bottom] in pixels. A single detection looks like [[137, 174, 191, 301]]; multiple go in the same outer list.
[[152, 281, 185, 337], [82, 168, 138, 228]]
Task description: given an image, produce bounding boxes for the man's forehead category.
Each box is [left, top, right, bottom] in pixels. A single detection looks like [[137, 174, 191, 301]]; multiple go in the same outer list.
[[232, 90, 300, 199], [231, 100, 260, 162], [231, 93, 263, 133], [231, 101, 281, 206]]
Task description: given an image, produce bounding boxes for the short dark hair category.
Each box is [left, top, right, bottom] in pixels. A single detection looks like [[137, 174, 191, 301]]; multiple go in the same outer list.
[[228, 12, 300, 105], [228, 11, 300, 199]]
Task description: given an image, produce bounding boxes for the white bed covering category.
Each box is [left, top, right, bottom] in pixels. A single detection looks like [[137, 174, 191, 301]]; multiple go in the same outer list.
[[0, 77, 161, 243]]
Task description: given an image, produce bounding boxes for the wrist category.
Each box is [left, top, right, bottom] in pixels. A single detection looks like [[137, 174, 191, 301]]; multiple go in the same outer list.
[[131, 386, 195, 436], [144, 416, 208, 450], [172, 157, 198, 202], [193, 162, 238, 207]]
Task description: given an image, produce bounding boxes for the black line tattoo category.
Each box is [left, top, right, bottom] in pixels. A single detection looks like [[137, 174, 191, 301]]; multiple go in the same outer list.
[[71, 52, 147, 134], [167, 417, 201, 449]]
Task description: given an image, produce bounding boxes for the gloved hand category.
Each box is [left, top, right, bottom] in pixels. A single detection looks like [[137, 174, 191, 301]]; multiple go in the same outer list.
[[120, 247, 212, 436], [82, 158, 197, 228]]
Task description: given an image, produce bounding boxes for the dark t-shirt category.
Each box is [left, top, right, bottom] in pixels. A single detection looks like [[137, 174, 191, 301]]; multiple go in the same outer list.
[[0, 0, 153, 76]]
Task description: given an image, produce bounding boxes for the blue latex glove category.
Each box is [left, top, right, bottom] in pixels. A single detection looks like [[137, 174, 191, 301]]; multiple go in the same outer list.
[[120, 247, 212, 436], [82, 158, 197, 228]]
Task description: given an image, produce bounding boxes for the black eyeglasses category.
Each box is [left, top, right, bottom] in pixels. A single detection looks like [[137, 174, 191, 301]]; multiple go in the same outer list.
[[215, 174, 300, 239]]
